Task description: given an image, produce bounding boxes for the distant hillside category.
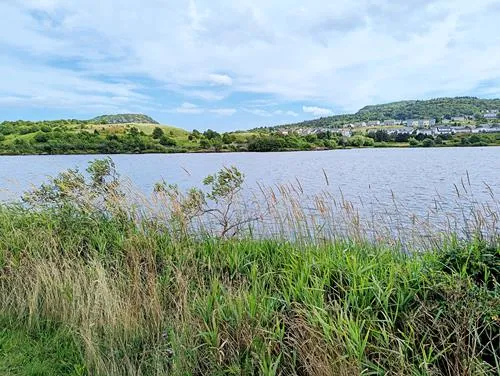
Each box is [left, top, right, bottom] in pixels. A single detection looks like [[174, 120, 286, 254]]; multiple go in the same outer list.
[[267, 97, 500, 130], [90, 114, 159, 124]]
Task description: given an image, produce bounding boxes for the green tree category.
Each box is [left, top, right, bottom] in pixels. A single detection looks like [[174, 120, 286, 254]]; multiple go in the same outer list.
[[422, 138, 435, 147], [159, 136, 177, 147], [203, 129, 221, 140], [34, 132, 49, 143], [222, 133, 235, 144], [409, 138, 419, 146], [152, 127, 164, 139], [199, 139, 211, 149]]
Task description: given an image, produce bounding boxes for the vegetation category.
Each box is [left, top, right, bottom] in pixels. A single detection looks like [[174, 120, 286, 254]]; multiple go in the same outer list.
[[90, 113, 159, 124], [0, 159, 498, 375], [1, 100, 500, 155], [1, 118, 499, 155], [262, 97, 500, 130]]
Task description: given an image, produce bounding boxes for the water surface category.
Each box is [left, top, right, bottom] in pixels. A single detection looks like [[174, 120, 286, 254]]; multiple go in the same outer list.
[[1, 148, 499, 219]]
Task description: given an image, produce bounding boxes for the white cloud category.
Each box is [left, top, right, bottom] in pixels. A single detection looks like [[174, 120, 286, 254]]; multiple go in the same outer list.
[[302, 106, 333, 116], [207, 74, 233, 86], [173, 102, 204, 114], [209, 108, 237, 116], [1, 0, 500, 122], [286, 110, 299, 117]]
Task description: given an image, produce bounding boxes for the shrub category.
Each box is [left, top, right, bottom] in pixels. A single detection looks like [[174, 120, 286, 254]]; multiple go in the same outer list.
[[422, 138, 435, 147], [34, 132, 49, 143], [159, 136, 177, 147], [152, 127, 164, 139]]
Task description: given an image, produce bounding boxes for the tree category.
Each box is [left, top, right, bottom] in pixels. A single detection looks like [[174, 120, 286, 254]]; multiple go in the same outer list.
[[199, 139, 211, 149], [409, 138, 419, 146], [152, 127, 164, 139], [422, 138, 435, 147], [212, 138, 223, 151], [222, 133, 235, 144], [34, 132, 49, 143], [159, 136, 177, 147], [203, 129, 221, 140]]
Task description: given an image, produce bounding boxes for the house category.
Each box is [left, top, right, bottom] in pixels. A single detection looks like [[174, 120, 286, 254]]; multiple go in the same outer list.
[[406, 119, 436, 128], [353, 122, 367, 127], [340, 129, 352, 137], [432, 127, 455, 135], [367, 121, 381, 126], [421, 119, 436, 127], [484, 110, 498, 119], [451, 116, 466, 122], [416, 129, 433, 136], [472, 124, 499, 133], [383, 119, 402, 126], [387, 127, 414, 135]]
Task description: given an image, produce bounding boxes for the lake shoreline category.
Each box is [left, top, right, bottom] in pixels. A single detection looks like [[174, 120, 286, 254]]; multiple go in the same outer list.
[[0, 143, 499, 157]]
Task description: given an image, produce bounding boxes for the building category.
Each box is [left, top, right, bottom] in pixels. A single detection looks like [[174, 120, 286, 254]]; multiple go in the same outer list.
[[421, 119, 436, 127], [451, 116, 466, 122], [387, 127, 414, 135], [432, 126, 471, 136], [472, 124, 499, 133], [416, 129, 433, 136], [432, 127, 454, 135], [406, 119, 436, 128], [484, 110, 498, 119], [367, 120, 381, 126], [383, 119, 402, 126], [340, 129, 352, 137], [353, 122, 367, 127]]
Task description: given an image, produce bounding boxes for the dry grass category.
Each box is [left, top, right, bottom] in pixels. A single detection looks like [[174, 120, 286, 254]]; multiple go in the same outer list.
[[0, 159, 498, 375]]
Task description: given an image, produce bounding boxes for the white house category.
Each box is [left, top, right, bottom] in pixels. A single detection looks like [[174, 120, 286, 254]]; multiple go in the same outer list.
[[484, 110, 498, 119], [383, 119, 402, 126]]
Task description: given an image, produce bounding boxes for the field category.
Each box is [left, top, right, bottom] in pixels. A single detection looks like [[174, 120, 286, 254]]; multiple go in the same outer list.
[[0, 159, 498, 375]]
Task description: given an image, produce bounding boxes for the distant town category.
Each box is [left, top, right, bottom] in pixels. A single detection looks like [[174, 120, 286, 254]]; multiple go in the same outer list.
[[277, 110, 499, 138]]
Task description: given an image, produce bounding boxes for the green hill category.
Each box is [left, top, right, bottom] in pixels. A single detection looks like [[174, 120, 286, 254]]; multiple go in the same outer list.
[[267, 97, 500, 130], [90, 114, 159, 124]]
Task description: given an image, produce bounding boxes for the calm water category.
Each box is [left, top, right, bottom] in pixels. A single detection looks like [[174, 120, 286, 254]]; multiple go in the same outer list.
[[1, 148, 499, 217]]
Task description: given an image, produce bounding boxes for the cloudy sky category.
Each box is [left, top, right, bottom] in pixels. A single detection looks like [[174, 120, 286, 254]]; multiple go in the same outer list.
[[1, 0, 500, 130]]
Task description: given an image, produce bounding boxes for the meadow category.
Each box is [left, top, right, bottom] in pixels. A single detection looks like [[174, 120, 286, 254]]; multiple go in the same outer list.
[[0, 159, 498, 375]]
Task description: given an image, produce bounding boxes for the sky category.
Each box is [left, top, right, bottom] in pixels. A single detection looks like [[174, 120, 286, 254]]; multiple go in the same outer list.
[[1, 0, 500, 131]]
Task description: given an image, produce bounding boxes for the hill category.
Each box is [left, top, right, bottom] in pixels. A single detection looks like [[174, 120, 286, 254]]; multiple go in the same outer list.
[[267, 97, 500, 130], [90, 113, 159, 124]]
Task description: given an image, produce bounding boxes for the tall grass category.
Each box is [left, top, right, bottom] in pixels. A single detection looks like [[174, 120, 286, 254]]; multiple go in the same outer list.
[[0, 159, 498, 375]]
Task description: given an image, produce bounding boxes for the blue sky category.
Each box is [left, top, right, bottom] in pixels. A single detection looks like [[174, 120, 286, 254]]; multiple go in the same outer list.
[[1, 0, 500, 131]]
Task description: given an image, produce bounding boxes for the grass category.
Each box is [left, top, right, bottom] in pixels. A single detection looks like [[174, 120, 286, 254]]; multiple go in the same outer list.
[[0, 161, 498, 375], [0, 316, 85, 376]]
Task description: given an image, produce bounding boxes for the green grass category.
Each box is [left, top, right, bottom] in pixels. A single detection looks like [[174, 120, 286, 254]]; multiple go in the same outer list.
[[0, 160, 498, 375], [0, 204, 498, 375], [0, 317, 85, 376]]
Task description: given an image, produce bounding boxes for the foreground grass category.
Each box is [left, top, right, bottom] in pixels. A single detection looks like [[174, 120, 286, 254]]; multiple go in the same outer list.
[[0, 316, 85, 376], [0, 205, 498, 375]]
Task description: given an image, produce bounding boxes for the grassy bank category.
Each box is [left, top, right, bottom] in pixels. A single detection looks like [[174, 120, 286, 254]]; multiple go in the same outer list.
[[0, 160, 498, 375], [1, 119, 499, 155]]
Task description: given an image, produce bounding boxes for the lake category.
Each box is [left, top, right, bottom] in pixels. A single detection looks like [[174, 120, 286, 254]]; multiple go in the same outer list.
[[1, 147, 499, 202], [1, 147, 499, 241]]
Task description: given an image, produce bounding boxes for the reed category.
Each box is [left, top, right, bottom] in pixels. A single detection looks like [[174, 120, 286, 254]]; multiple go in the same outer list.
[[0, 158, 498, 375]]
